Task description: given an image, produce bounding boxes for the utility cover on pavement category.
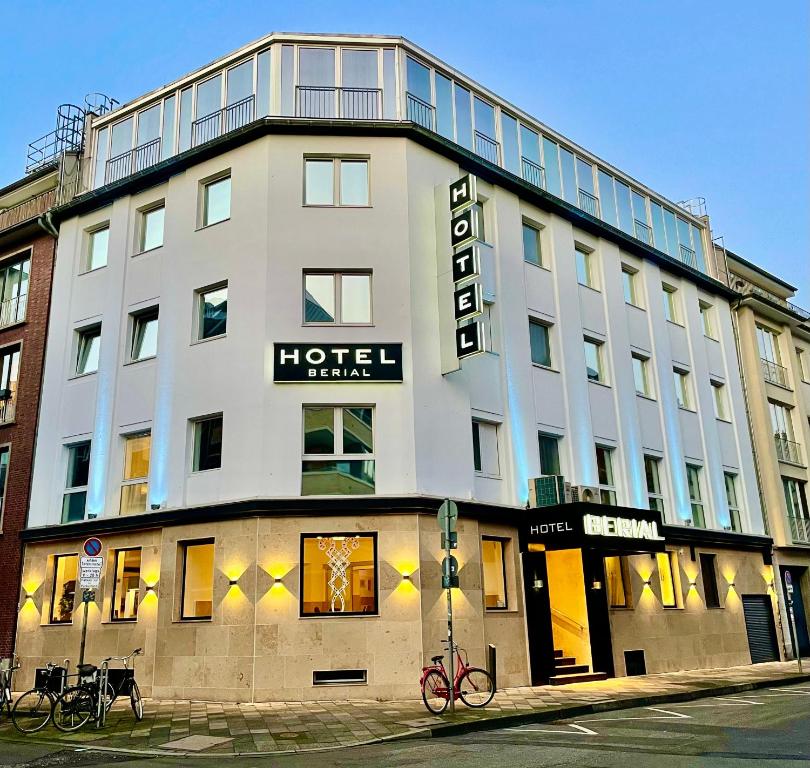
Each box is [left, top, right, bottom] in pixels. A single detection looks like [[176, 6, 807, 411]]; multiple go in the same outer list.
[[159, 735, 234, 751]]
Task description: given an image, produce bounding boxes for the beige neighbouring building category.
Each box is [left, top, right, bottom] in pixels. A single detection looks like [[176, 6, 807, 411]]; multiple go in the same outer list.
[[13, 32, 785, 702], [725, 247, 810, 660]]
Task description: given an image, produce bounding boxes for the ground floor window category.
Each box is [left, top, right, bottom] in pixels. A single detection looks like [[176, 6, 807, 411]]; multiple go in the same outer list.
[[657, 550, 682, 608], [50, 554, 78, 624], [111, 548, 142, 621], [605, 556, 630, 608], [300, 534, 377, 616], [699, 553, 721, 608], [180, 540, 214, 620], [482, 537, 507, 609]]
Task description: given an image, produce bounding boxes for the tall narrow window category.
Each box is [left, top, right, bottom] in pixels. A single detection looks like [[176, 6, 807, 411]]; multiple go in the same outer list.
[[197, 284, 228, 340], [75, 325, 101, 375], [202, 175, 231, 226], [139, 204, 165, 252], [192, 415, 223, 471], [86, 226, 109, 272], [644, 455, 665, 513], [130, 307, 159, 361], [302, 406, 375, 494], [595, 445, 617, 505], [575, 247, 594, 287], [686, 463, 705, 527], [0, 255, 30, 327], [783, 478, 809, 530], [304, 271, 371, 325], [538, 433, 561, 475], [796, 347, 809, 382], [657, 550, 682, 608], [482, 538, 508, 609], [632, 353, 652, 397], [111, 548, 141, 621], [622, 266, 639, 306], [605, 556, 630, 608], [0, 446, 8, 528], [529, 319, 551, 367], [522, 222, 542, 266], [301, 534, 377, 616], [724, 472, 742, 532], [662, 284, 680, 323], [472, 419, 500, 476], [0, 346, 19, 424], [699, 301, 715, 338], [121, 433, 150, 515], [700, 553, 721, 608], [584, 338, 605, 383], [49, 554, 78, 624], [712, 380, 729, 420], [181, 540, 214, 620], [770, 401, 800, 463], [673, 368, 691, 409], [62, 442, 90, 523]]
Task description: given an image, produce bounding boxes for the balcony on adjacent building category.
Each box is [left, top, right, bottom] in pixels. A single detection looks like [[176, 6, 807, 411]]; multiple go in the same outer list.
[[774, 434, 803, 465], [0, 187, 56, 233], [788, 515, 810, 544], [761, 357, 790, 388], [0, 294, 27, 329]]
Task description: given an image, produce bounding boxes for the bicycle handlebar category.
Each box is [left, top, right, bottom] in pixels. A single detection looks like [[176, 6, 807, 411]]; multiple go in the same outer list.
[[101, 648, 143, 663]]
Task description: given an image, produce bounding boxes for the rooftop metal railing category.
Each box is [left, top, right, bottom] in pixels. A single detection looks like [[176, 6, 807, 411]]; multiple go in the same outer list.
[[405, 92, 434, 130], [192, 95, 255, 148], [761, 357, 790, 388], [296, 86, 381, 119], [106, 138, 161, 184], [474, 131, 500, 165], [0, 188, 56, 232], [634, 219, 652, 245], [679, 244, 697, 269], [774, 434, 803, 465], [577, 189, 599, 218], [521, 156, 545, 189]]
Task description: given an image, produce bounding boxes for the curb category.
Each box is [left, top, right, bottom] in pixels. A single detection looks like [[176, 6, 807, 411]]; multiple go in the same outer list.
[[0, 673, 807, 757]]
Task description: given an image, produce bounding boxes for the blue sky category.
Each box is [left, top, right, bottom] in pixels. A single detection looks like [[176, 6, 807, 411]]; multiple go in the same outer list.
[[2, 0, 807, 297]]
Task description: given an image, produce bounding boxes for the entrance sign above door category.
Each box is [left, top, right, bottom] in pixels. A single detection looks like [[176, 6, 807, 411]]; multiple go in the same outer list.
[[521, 503, 666, 553]]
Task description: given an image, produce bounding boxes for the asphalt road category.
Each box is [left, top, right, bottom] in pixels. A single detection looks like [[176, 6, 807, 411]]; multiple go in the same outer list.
[[1, 683, 809, 767]]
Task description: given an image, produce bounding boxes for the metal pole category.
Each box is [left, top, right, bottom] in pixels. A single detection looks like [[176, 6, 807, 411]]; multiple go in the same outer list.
[[788, 601, 803, 674], [78, 591, 91, 667], [445, 512, 455, 714]]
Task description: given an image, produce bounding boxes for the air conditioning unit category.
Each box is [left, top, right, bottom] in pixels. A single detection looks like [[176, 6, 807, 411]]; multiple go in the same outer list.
[[572, 485, 600, 504], [529, 475, 571, 507]]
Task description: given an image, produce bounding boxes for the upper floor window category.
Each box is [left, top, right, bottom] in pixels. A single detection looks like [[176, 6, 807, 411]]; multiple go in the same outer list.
[[673, 368, 692, 409], [62, 441, 90, 523], [662, 284, 680, 323], [49, 554, 78, 624], [712, 380, 729, 420], [699, 301, 715, 338], [121, 432, 150, 516], [724, 472, 742, 533], [529, 319, 551, 367], [783, 477, 809, 521], [304, 271, 371, 324], [0, 446, 9, 528], [302, 406, 375, 495], [575, 247, 595, 288], [622, 266, 639, 306], [632, 353, 652, 397], [304, 158, 369, 206], [181, 540, 215, 620], [770, 400, 801, 463], [685, 463, 705, 527], [192, 415, 223, 472], [538, 433, 561, 476], [75, 325, 101, 376], [111, 548, 141, 621], [644, 455, 665, 513], [482, 537, 508, 610], [522, 222, 542, 266], [756, 324, 781, 364], [472, 419, 500, 476], [0, 255, 30, 327], [85, 225, 109, 272], [796, 347, 809, 382], [130, 307, 159, 361], [0, 345, 20, 424], [595, 445, 617, 505], [584, 338, 605, 383], [201, 174, 231, 227], [196, 284, 228, 340], [138, 203, 165, 253]]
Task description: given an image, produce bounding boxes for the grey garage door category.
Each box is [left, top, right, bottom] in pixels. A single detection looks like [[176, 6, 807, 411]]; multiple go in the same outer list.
[[742, 595, 779, 663]]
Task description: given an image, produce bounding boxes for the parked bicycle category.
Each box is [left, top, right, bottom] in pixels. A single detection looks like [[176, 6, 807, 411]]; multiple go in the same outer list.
[[10, 662, 67, 733], [53, 648, 143, 732], [420, 643, 495, 714], [0, 656, 20, 720]]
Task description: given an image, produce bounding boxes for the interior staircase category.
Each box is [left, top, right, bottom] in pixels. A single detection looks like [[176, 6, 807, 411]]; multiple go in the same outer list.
[[549, 648, 608, 685]]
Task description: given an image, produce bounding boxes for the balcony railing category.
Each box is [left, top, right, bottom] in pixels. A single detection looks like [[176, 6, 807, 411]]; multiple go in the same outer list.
[[774, 434, 803, 465], [474, 131, 500, 165], [192, 95, 256, 148], [578, 189, 599, 217], [295, 87, 381, 119], [0, 294, 27, 328], [736, 282, 810, 322], [679, 244, 697, 269], [106, 138, 161, 184], [521, 156, 545, 189], [788, 515, 810, 544], [634, 219, 652, 245], [0, 188, 57, 232], [405, 92, 435, 130], [0, 394, 16, 425], [761, 357, 790, 387]]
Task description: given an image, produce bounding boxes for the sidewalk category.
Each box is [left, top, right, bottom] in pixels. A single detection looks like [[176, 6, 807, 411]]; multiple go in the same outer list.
[[0, 660, 807, 757]]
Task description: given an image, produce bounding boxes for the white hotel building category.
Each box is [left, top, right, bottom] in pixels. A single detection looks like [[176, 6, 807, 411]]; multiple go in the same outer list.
[[16, 33, 782, 701]]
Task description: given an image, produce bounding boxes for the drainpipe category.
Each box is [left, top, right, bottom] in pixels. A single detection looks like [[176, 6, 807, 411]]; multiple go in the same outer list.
[[36, 210, 58, 239]]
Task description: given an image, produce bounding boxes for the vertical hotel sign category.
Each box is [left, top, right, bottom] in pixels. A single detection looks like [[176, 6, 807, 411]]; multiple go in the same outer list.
[[449, 174, 485, 360]]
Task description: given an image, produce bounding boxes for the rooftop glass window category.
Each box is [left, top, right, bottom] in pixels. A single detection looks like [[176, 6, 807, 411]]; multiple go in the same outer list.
[[454, 83, 473, 149]]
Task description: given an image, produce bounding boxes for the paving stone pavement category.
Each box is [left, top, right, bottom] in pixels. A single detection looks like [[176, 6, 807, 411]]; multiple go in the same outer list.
[[0, 660, 806, 756]]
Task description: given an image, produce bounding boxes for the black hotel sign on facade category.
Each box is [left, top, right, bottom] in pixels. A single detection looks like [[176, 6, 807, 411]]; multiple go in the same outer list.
[[449, 174, 486, 360], [274, 343, 403, 382]]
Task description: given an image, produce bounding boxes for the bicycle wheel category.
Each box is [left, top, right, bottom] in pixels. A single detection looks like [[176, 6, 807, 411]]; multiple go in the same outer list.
[[458, 667, 495, 708], [421, 669, 450, 715], [53, 686, 94, 732], [11, 689, 54, 733], [129, 681, 143, 721]]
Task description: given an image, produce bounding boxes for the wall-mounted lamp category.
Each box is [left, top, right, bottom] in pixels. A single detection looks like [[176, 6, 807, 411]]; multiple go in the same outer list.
[[24, 593, 34, 602], [273, 576, 283, 585], [146, 586, 157, 596], [643, 578, 652, 588], [229, 578, 239, 587], [401, 573, 411, 582], [728, 582, 735, 589], [689, 580, 697, 588], [591, 579, 603, 591], [150, 503, 161, 510], [532, 578, 545, 591]]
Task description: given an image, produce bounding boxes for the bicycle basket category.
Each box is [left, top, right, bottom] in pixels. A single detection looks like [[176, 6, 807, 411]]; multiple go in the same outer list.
[[35, 666, 67, 694]]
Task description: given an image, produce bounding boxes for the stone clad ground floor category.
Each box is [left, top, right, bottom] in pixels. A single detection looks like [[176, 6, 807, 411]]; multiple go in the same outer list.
[[14, 505, 786, 703]]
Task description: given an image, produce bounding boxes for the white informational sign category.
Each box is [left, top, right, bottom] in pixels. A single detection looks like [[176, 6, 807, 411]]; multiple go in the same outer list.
[[79, 556, 104, 589]]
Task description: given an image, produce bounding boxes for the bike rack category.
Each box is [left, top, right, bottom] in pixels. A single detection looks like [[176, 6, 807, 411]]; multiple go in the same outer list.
[[97, 662, 110, 729]]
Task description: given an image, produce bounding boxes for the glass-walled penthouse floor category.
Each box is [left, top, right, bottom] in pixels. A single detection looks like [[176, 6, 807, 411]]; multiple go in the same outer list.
[[90, 36, 707, 274]]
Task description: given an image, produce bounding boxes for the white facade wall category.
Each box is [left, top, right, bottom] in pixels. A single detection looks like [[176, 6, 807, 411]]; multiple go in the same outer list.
[[29, 134, 763, 536]]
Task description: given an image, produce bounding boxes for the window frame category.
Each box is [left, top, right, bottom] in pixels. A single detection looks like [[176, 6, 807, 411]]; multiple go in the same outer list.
[[673, 367, 692, 410], [699, 552, 722, 609], [0, 252, 31, 326], [472, 418, 500, 478], [74, 323, 102, 377], [199, 172, 232, 228], [632, 353, 652, 397], [49, 553, 78, 624], [0, 443, 10, 532], [120, 431, 151, 515], [644, 454, 665, 514], [299, 532, 379, 617], [110, 547, 142, 622], [685, 463, 705, 527], [529, 318, 552, 368], [724, 472, 742, 532], [62, 440, 91, 523], [699, 300, 716, 339], [136, 201, 166, 255], [191, 413, 223, 472], [605, 555, 631, 609], [83, 223, 110, 274], [575, 246, 595, 289], [129, 306, 159, 362], [481, 536, 509, 611], [538, 432, 561, 476], [711, 379, 729, 421], [303, 270, 373, 326], [303, 156, 371, 208], [621, 265, 640, 307], [179, 538, 215, 621], [584, 337, 606, 384], [657, 550, 683, 609], [194, 282, 228, 342], [522, 220, 543, 267], [595, 444, 617, 505], [662, 283, 681, 324]]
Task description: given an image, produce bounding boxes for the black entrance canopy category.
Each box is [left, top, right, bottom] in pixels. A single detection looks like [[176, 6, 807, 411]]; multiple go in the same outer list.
[[520, 502, 667, 554]]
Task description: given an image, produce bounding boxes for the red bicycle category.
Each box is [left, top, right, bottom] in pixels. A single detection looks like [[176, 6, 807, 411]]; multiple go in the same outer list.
[[420, 643, 495, 714]]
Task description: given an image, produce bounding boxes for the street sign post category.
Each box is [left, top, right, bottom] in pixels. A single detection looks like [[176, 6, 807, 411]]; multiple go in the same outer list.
[[78, 539, 103, 666], [438, 499, 458, 713], [785, 571, 802, 673]]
